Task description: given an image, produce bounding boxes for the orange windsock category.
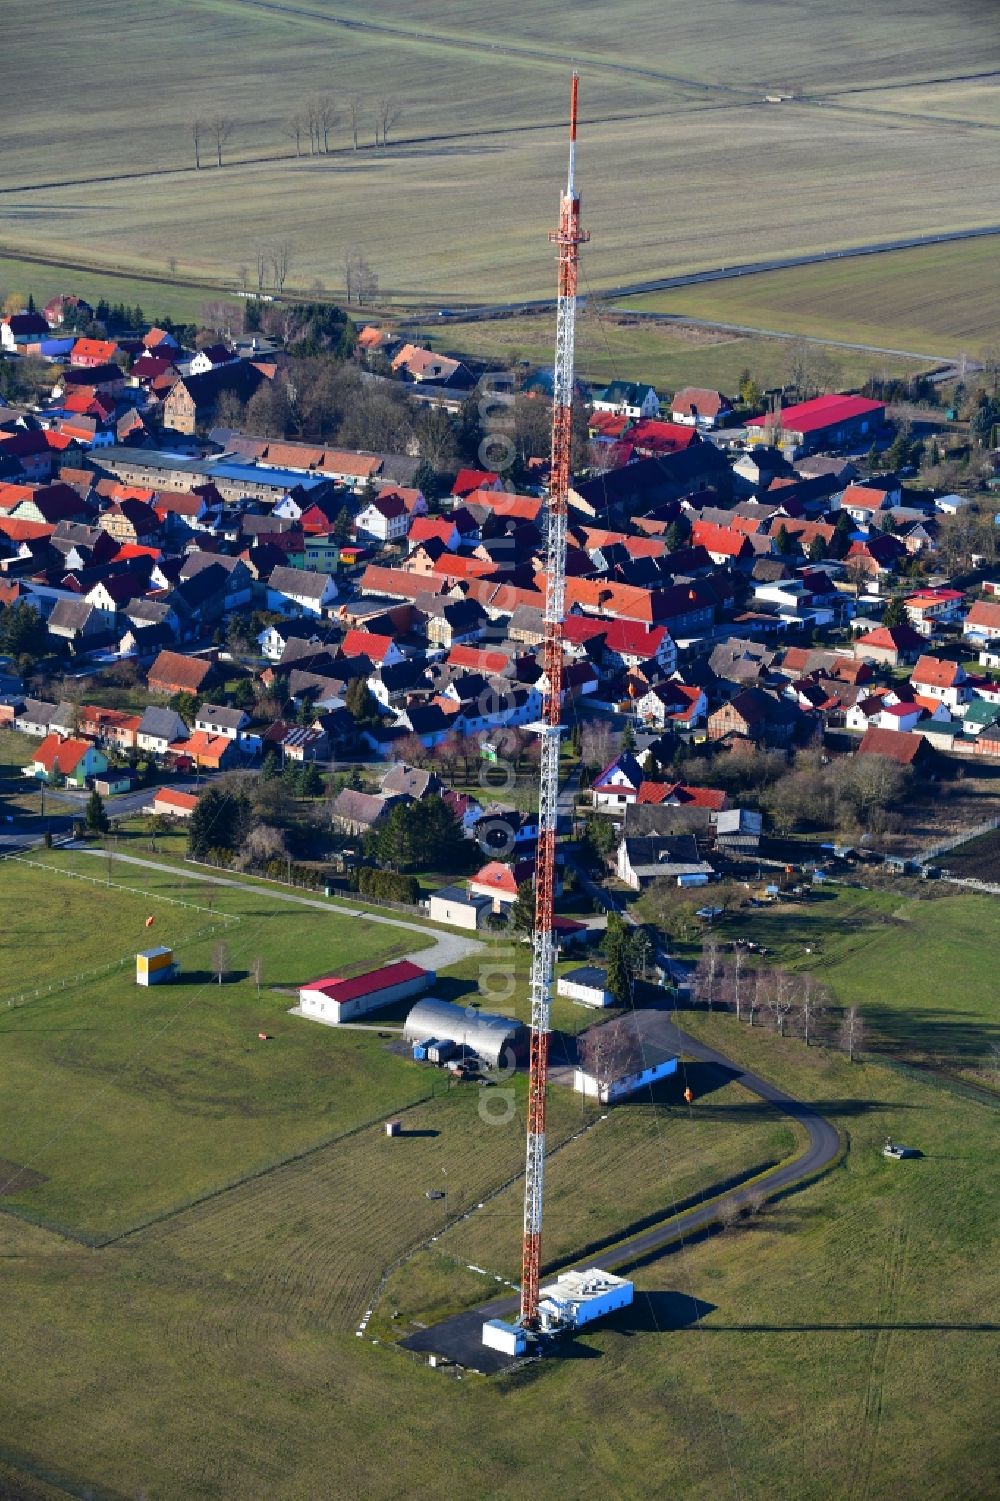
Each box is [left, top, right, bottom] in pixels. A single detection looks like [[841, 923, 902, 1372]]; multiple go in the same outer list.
[[683, 1086, 694, 1105], [145, 915, 155, 928]]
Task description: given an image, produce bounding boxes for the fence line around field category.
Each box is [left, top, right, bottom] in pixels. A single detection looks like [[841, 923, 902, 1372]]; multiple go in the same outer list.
[[11, 853, 244, 920], [941, 874, 1000, 896], [2, 854, 241, 1010], [918, 814, 1000, 865]]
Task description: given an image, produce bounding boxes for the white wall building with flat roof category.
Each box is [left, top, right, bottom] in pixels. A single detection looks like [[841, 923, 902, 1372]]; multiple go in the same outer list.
[[556, 966, 612, 1008], [481, 1320, 528, 1357], [574, 1054, 678, 1105], [538, 1269, 634, 1331]]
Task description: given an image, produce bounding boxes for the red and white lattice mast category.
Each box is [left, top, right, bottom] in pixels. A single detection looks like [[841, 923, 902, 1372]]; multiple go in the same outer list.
[[520, 72, 590, 1331]]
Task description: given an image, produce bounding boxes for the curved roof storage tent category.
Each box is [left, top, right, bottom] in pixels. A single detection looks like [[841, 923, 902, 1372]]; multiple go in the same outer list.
[[404, 998, 528, 1070]]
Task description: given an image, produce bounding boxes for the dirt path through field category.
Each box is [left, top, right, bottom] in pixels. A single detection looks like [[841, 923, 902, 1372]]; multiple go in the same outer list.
[[72, 848, 483, 973]]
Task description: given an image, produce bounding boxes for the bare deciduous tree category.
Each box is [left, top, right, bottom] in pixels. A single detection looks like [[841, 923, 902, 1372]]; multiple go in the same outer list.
[[843, 554, 870, 598], [251, 955, 264, 997], [283, 113, 305, 157], [355, 256, 378, 306], [718, 1197, 745, 1232], [254, 244, 268, 293], [347, 95, 363, 150], [191, 119, 205, 170], [694, 938, 720, 1010], [201, 300, 243, 339], [209, 117, 235, 168], [374, 96, 401, 147], [235, 821, 287, 873], [580, 720, 615, 774], [167, 255, 178, 275], [839, 1005, 864, 1063], [311, 94, 337, 152], [396, 732, 430, 768], [578, 1015, 643, 1090], [344, 248, 359, 304], [731, 945, 745, 1022], [304, 100, 319, 155], [747, 967, 768, 1029], [770, 968, 796, 1037], [799, 973, 826, 1047], [344, 249, 378, 306], [270, 239, 293, 294], [212, 939, 230, 985]]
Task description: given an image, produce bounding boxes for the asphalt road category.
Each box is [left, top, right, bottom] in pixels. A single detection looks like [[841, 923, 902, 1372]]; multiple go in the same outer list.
[[0, 781, 200, 856], [402, 1007, 840, 1370]]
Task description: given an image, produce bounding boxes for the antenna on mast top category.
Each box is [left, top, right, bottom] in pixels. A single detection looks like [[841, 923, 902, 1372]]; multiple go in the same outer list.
[[567, 70, 579, 194]]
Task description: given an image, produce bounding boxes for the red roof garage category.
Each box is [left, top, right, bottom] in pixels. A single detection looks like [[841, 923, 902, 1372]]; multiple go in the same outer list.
[[298, 959, 435, 1024]]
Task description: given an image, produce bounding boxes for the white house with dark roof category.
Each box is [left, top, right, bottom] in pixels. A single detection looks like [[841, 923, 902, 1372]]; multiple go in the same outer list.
[[136, 705, 190, 755], [194, 703, 250, 740], [592, 381, 660, 419], [355, 491, 412, 544], [591, 752, 645, 810], [267, 564, 338, 617]]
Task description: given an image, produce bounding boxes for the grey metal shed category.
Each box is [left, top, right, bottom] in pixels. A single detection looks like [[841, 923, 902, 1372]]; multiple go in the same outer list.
[[404, 998, 528, 1069]]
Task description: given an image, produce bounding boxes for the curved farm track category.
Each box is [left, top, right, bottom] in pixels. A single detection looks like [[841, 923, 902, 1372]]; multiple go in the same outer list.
[[402, 1014, 842, 1368]]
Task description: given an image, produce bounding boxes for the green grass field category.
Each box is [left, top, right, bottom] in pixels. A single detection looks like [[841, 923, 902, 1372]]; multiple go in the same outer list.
[[414, 310, 929, 394], [0, 853, 437, 1236], [3, 1, 998, 303], [0, 1014, 995, 1499], [421, 1079, 800, 1284], [617, 238, 1000, 359], [0, 250, 223, 325], [704, 883, 1000, 1082]]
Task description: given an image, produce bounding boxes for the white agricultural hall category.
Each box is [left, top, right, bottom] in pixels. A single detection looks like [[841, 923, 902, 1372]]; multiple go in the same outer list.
[[298, 960, 433, 1024]]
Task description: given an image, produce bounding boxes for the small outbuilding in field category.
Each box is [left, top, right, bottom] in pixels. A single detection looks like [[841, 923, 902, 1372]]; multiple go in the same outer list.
[[136, 947, 177, 986], [557, 965, 613, 1008]]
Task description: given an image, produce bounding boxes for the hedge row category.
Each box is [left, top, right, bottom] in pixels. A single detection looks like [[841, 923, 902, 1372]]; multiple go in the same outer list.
[[349, 865, 420, 905]]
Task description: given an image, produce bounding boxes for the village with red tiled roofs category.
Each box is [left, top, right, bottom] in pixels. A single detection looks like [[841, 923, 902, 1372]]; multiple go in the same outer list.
[[1, 6, 998, 1489], [1, 289, 999, 898]]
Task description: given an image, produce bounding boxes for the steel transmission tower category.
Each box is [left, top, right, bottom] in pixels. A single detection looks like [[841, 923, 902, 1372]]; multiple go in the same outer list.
[[520, 72, 590, 1331]]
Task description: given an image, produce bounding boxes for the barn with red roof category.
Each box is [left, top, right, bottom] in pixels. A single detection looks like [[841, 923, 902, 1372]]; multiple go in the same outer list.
[[745, 394, 885, 455], [298, 960, 434, 1024]]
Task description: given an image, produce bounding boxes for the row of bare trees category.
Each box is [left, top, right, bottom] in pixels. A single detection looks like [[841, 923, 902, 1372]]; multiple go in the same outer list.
[[343, 249, 378, 305], [191, 117, 234, 169], [283, 95, 339, 156], [693, 943, 865, 1059], [190, 96, 403, 172], [285, 95, 402, 153], [254, 240, 294, 294]]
